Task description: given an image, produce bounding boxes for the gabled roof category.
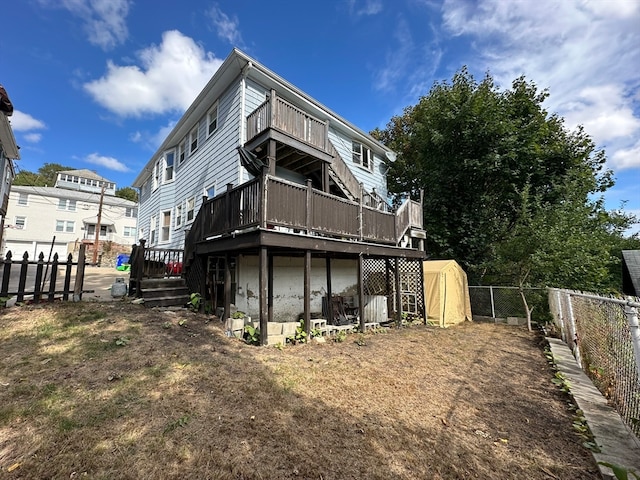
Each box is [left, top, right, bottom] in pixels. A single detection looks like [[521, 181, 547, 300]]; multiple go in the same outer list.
[[622, 250, 640, 297], [134, 48, 394, 187]]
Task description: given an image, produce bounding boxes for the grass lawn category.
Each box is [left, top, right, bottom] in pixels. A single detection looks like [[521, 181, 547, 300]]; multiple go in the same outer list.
[[0, 302, 600, 479]]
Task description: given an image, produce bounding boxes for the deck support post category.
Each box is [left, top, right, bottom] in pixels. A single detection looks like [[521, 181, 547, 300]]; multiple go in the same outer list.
[[259, 246, 269, 346], [395, 257, 402, 327], [223, 254, 231, 321], [268, 253, 274, 324], [304, 250, 311, 337], [358, 254, 365, 332], [325, 257, 332, 320], [267, 139, 276, 175]]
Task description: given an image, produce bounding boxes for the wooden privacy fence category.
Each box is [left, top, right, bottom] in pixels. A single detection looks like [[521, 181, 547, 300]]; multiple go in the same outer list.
[[0, 244, 87, 303]]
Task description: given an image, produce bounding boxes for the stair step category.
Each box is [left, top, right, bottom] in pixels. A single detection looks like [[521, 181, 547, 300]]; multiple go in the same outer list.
[[143, 295, 190, 308]]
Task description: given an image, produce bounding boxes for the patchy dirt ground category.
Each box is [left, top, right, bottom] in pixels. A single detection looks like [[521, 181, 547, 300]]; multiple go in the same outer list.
[[0, 301, 599, 479]]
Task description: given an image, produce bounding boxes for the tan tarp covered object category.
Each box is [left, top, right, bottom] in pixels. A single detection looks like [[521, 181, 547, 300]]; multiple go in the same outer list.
[[423, 260, 472, 327]]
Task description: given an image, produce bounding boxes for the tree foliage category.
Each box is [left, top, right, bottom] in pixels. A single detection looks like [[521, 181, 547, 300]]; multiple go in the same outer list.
[[378, 67, 638, 291], [115, 186, 139, 203], [13, 162, 73, 187]]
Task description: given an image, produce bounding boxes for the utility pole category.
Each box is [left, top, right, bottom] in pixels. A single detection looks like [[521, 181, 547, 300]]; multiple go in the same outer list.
[[92, 184, 105, 265]]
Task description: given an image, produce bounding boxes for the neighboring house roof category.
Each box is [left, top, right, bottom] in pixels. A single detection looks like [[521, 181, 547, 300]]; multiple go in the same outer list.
[[10, 185, 136, 207], [622, 250, 640, 297], [58, 169, 111, 182], [134, 48, 395, 187], [0, 113, 19, 159]]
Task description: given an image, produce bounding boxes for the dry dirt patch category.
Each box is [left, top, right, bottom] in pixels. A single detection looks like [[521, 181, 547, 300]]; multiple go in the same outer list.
[[0, 302, 599, 479]]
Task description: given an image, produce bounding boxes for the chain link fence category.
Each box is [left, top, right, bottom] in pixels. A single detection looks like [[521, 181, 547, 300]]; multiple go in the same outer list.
[[548, 288, 640, 438], [469, 286, 549, 324]]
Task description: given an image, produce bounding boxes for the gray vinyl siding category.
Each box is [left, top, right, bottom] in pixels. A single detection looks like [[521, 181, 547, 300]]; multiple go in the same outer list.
[[141, 80, 243, 249], [328, 129, 388, 199], [244, 79, 268, 118]]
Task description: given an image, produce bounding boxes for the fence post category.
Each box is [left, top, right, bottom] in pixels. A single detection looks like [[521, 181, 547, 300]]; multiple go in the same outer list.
[[625, 304, 640, 385], [73, 244, 86, 302], [1, 251, 12, 296], [566, 294, 582, 368], [48, 253, 59, 302], [17, 252, 29, 303], [489, 286, 496, 322], [34, 252, 45, 303]]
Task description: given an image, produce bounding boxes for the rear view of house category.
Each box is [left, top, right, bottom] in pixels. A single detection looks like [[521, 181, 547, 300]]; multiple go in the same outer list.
[[133, 49, 426, 344]]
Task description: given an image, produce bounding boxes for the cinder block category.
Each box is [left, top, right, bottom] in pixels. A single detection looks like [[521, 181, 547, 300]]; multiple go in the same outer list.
[[267, 334, 286, 346], [281, 322, 298, 337], [267, 322, 283, 335]]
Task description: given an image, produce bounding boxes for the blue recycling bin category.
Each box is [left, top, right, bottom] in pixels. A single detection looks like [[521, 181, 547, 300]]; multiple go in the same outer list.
[[116, 253, 130, 271]]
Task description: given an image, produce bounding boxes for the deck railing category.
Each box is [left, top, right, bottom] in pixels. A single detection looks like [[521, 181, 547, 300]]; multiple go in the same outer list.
[[188, 174, 419, 247], [395, 199, 423, 243], [246, 92, 328, 152]]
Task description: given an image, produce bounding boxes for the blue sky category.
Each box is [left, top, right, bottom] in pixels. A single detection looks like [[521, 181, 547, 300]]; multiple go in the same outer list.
[[3, 0, 639, 230]]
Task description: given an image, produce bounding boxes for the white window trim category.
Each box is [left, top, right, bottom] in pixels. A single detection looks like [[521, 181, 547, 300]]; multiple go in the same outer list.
[[17, 193, 28, 206], [161, 210, 172, 243], [205, 183, 216, 199], [14, 215, 26, 229], [164, 150, 175, 183], [150, 214, 157, 245], [207, 102, 218, 137], [55, 220, 75, 233], [123, 226, 137, 238], [175, 203, 183, 228], [352, 141, 373, 172], [186, 197, 195, 224], [190, 125, 199, 154], [178, 140, 186, 165]]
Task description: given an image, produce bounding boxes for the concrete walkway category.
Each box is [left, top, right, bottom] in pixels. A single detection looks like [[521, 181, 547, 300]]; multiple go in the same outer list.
[[547, 337, 640, 480]]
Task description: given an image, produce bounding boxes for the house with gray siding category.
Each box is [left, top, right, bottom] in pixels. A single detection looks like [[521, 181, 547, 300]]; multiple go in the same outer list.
[[133, 49, 425, 344]]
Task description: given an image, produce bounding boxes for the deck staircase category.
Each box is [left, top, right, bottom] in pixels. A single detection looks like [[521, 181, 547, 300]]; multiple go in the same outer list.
[[137, 277, 190, 308], [327, 140, 361, 202]]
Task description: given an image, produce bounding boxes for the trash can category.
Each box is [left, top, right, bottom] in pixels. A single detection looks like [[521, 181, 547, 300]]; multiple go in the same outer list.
[[116, 253, 130, 271]]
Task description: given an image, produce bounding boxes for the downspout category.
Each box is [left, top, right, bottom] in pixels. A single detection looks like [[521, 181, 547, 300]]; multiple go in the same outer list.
[[238, 61, 253, 184]]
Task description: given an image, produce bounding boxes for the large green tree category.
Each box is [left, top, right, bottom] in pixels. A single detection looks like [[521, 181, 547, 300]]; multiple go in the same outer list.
[[376, 67, 637, 289], [115, 186, 139, 203], [13, 163, 73, 187]]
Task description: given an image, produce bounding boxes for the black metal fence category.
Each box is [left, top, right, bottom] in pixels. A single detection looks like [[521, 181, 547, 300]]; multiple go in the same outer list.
[[0, 244, 87, 303]]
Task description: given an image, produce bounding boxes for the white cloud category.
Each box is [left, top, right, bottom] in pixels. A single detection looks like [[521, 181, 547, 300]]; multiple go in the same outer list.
[[10, 111, 46, 131], [207, 4, 244, 46], [438, 0, 640, 170], [23, 133, 42, 143], [129, 120, 177, 151], [39, 0, 131, 50], [83, 30, 224, 117], [348, 0, 383, 16], [85, 152, 131, 172], [611, 140, 640, 170]]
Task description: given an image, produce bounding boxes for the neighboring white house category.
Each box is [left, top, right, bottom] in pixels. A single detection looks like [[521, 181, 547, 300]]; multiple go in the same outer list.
[[132, 48, 425, 333], [0, 85, 20, 252], [3, 169, 138, 261]]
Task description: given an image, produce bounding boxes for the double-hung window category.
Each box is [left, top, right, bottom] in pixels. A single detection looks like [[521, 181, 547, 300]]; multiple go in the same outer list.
[[190, 125, 198, 153], [161, 210, 171, 242], [352, 141, 373, 171], [178, 140, 186, 165], [17, 193, 28, 206], [56, 220, 75, 233], [125, 207, 138, 218], [14, 216, 26, 229], [153, 159, 161, 190], [150, 215, 157, 244], [58, 199, 77, 211], [164, 151, 175, 182], [186, 197, 195, 223], [175, 204, 183, 228], [206, 185, 216, 199], [124, 226, 137, 238], [207, 103, 218, 136]]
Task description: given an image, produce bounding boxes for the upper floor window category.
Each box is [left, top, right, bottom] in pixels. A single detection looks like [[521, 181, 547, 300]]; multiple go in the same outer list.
[[190, 125, 199, 154], [165, 151, 175, 182], [175, 204, 183, 228], [124, 226, 137, 238], [55, 220, 75, 233], [14, 216, 26, 229], [207, 103, 218, 136], [186, 197, 195, 222], [206, 185, 216, 199], [58, 199, 77, 211], [153, 159, 162, 190], [125, 207, 138, 218], [352, 141, 373, 171], [178, 139, 186, 165], [17, 193, 28, 206]]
